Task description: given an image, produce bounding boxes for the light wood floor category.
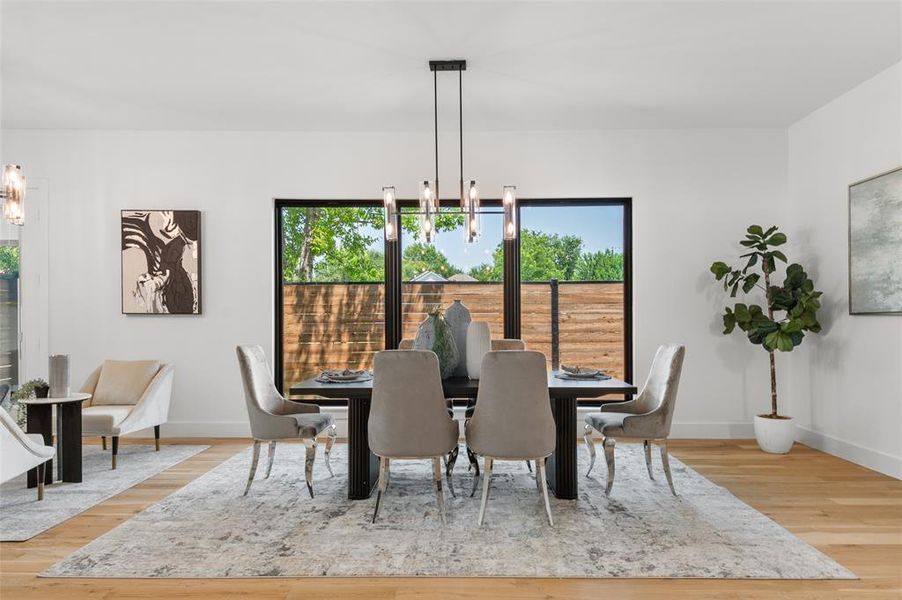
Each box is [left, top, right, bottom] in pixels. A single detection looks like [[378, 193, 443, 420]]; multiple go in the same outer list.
[[1, 438, 899, 599]]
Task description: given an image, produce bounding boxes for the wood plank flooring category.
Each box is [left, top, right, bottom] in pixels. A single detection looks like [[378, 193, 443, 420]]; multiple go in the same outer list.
[[1, 438, 899, 599]]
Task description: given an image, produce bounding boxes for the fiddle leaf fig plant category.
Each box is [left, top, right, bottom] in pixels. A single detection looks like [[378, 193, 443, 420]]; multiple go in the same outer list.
[[710, 226, 823, 418]]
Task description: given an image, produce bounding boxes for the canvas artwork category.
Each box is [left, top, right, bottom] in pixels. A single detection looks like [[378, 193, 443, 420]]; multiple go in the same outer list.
[[121, 210, 202, 314], [849, 167, 902, 314]]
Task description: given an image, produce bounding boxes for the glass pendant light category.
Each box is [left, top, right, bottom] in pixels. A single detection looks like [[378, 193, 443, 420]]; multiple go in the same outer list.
[[1, 164, 26, 226], [465, 180, 480, 242], [502, 185, 517, 240], [382, 186, 398, 241], [419, 180, 436, 243]]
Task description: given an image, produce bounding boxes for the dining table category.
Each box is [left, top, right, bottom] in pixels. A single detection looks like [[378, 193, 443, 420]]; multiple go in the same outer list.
[[290, 374, 637, 500]]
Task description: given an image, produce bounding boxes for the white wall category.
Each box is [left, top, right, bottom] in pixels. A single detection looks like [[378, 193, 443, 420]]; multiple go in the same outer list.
[[787, 62, 902, 478], [1, 128, 788, 438]]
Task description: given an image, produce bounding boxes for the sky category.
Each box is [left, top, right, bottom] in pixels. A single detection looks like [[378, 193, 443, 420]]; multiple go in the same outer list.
[[360, 205, 624, 271]]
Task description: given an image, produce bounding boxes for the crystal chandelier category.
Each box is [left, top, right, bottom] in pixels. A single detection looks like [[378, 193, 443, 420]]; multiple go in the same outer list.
[[382, 60, 517, 243], [1, 164, 26, 226]]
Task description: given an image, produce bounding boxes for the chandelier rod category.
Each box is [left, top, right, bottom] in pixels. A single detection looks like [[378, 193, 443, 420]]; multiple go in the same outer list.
[[433, 69, 440, 204], [459, 69, 464, 205]]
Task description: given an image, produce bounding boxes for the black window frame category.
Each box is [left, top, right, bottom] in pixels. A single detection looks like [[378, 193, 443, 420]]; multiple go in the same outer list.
[[274, 197, 633, 405]]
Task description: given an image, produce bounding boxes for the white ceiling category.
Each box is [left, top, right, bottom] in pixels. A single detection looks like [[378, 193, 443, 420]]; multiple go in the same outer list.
[[1, 1, 900, 131]]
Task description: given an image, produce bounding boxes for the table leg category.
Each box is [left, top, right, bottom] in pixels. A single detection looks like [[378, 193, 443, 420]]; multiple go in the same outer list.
[[546, 395, 578, 499], [26, 404, 53, 488], [59, 401, 83, 483], [347, 397, 379, 500]]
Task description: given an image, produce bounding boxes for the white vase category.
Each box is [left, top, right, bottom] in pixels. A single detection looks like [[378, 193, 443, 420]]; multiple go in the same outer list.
[[754, 415, 795, 454], [466, 321, 491, 379], [445, 300, 471, 377]]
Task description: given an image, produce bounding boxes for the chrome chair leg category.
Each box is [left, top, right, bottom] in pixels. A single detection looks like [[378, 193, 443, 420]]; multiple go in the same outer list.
[[602, 436, 616, 496], [37, 462, 46, 501], [303, 438, 317, 498], [324, 424, 337, 477], [526, 460, 533, 473], [372, 457, 389, 523], [660, 439, 677, 496], [243, 440, 261, 496], [584, 423, 596, 476], [466, 444, 480, 476], [446, 445, 458, 498], [432, 457, 446, 525], [644, 440, 655, 480], [536, 458, 553, 526], [264, 441, 277, 479], [477, 457, 494, 526]]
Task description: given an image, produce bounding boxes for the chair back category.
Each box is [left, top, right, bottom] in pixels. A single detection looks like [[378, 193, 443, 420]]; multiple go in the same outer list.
[[369, 350, 455, 458], [236, 345, 286, 437], [0, 406, 53, 484], [491, 339, 525, 351], [634, 344, 685, 434], [467, 351, 555, 459]]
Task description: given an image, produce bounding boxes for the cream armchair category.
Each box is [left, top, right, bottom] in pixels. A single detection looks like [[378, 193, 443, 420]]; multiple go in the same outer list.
[[1, 407, 55, 500], [79, 360, 175, 469]]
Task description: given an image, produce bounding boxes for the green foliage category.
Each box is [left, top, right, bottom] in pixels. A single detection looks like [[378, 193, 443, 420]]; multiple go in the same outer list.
[[0, 245, 19, 276], [575, 249, 624, 281], [710, 225, 822, 354], [403, 243, 462, 280], [9, 379, 49, 429]]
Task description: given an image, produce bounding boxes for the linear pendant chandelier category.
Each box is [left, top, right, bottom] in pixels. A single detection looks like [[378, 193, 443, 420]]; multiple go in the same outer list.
[[382, 59, 517, 243]]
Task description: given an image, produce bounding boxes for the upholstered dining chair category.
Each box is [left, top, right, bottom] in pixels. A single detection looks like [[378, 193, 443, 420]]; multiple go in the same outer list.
[[465, 350, 556, 526], [80, 360, 174, 469], [1, 407, 55, 500], [583, 344, 686, 496], [368, 350, 459, 524], [398, 338, 531, 480], [236, 345, 336, 498]]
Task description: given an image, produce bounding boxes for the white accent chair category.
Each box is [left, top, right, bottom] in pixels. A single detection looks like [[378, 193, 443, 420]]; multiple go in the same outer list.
[[79, 360, 175, 469], [1, 407, 55, 500]]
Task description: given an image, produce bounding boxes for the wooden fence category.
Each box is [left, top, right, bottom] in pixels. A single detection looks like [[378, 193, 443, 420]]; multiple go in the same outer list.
[[283, 282, 624, 391]]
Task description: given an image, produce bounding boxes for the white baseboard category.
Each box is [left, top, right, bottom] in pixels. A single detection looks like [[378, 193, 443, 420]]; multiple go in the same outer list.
[[160, 408, 755, 441], [796, 426, 901, 480]]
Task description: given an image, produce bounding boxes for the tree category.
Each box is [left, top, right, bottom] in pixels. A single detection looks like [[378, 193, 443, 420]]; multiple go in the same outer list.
[[575, 249, 623, 280], [710, 225, 823, 418], [282, 207, 463, 283], [469, 229, 589, 282], [402, 243, 462, 281], [0, 246, 19, 276], [315, 249, 384, 282]]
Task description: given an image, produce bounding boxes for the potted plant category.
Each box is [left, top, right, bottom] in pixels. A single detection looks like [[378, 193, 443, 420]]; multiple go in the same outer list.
[[8, 378, 49, 429], [710, 225, 822, 454]]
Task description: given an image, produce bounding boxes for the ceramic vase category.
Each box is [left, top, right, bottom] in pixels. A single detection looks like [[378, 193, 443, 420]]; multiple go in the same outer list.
[[413, 312, 459, 379], [49, 354, 70, 398], [466, 321, 492, 379], [444, 300, 471, 377]]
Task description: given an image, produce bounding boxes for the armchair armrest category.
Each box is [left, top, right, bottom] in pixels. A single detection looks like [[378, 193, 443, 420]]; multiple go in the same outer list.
[[117, 364, 175, 436], [79, 366, 102, 407]]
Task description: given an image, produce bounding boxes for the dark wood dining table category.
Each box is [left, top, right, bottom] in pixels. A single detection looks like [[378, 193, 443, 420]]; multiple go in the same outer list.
[[290, 374, 637, 501]]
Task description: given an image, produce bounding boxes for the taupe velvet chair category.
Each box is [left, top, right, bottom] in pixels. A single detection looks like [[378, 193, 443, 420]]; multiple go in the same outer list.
[[465, 351, 556, 526], [583, 344, 685, 496], [236, 345, 336, 498], [368, 350, 459, 524]]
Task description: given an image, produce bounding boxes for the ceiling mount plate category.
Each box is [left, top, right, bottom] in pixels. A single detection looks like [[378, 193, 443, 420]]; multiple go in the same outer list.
[[429, 59, 466, 72]]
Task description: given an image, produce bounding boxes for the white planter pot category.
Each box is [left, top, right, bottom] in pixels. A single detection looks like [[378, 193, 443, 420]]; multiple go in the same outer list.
[[754, 415, 795, 454]]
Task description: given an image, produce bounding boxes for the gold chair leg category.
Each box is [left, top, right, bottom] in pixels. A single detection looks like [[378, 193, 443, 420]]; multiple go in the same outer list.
[[101, 436, 107, 450], [111, 436, 119, 470], [154, 425, 161, 451], [37, 462, 45, 501]]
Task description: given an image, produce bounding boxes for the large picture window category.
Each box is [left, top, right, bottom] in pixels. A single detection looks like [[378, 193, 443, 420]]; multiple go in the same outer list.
[[275, 198, 631, 398]]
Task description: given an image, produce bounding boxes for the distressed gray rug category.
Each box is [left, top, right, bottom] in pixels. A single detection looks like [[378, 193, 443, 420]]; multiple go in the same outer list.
[[43, 443, 854, 579], [1, 444, 207, 541]]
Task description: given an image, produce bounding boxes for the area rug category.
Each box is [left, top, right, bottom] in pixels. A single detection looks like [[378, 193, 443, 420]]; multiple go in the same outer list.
[[1, 444, 208, 541], [42, 443, 854, 579]]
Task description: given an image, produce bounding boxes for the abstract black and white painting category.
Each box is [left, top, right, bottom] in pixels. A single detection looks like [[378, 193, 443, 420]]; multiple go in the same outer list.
[[849, 166, 902, 315], [121, 210, 202, 314]]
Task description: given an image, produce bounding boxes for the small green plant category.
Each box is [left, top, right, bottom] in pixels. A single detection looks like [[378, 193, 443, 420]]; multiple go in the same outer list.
[[710, 226, 823, 418], [8, 379, 49, 429]]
